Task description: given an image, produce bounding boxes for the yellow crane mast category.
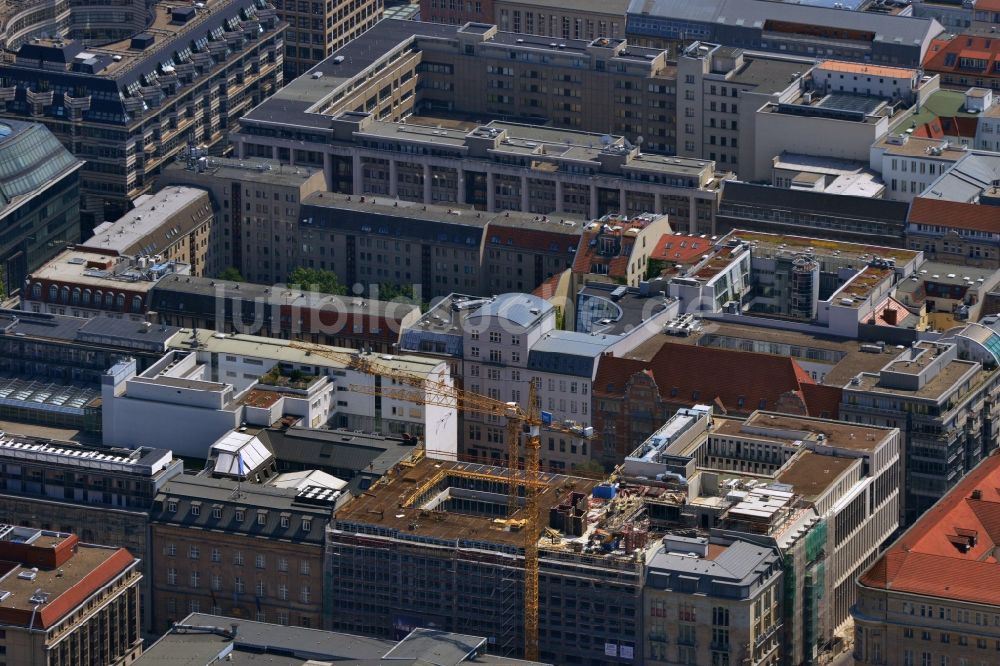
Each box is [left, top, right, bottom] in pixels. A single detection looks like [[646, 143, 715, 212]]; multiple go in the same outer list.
[[288, 340, 583, 661]]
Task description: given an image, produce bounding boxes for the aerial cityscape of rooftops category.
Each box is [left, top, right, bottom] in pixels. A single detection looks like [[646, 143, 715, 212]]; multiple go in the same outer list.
[[2, 0, 1000, 663]]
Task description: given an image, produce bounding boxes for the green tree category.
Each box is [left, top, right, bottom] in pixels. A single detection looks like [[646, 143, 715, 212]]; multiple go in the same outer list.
[[217, 266, 244, 281], [287, 267, 348, 295], [645, 258, 668, 280], [572, 459, 608, 478]]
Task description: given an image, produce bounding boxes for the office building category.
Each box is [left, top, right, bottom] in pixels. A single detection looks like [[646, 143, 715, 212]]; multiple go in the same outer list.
[[716, 181, 910, 247], [327, 458, 648, 664], [158, 157, 327, 281], [297, 193, 585, 298], [870, 133, 969, 203], [81, 187, 217, 277], [0, 0, 286, 228], [0, 120, 83, 300], [644, 536, 784, 666], [840, 326, 1000, 524], [22, 247, 191, 321], [137, 613, 544, 665], [623, 409, 901, 664], [675, 42, 810, 175], [149, 274, 421, 352], [0, 432, 182, 631], [853, 453, 1000, 666], [148, 471, 338, 632], [907, 197, 1000, 268], [625, 0, 942, 67], [493, 0, 629, 41], [234, 20, 730, 223], [0, 526, 143, 666], [592, 342, 828, 463], [275, 0, 383, 78]]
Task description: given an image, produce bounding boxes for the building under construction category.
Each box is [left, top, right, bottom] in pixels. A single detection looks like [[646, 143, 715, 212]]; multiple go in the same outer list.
[[325, 458, 648, 664]]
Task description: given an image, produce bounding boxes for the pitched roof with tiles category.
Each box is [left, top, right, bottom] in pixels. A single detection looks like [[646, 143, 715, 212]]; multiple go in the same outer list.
[[923, 35, 1000, 80], [593, 342, 817, 413], [858, 454, 1000, 605], [909, 197, 1000, 234]]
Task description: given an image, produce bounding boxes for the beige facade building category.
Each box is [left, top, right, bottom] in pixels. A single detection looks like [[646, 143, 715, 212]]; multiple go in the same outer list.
[[494, 0, 629, 41], [275, 0, 383, 79], [0, 526, 142, 666], [159, 157, 327, 281], [148, 474, 334, 633], [853, 454, 1000, 666], [645, 535, 783, 666], [81, 187, 216, 277]]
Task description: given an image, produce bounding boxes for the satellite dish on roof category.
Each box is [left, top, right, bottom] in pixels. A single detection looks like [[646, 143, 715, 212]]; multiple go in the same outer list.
[[600, 134, 613, 146], [636, 135, 644, 146]]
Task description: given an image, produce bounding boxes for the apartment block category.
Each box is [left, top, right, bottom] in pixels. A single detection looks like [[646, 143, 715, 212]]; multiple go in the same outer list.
[[0, 0, 285, 228], [274, 0, 383, 79], [570, 213, 672, 287], [81, 187, 216, 277], [923, 34, 1000, 92], [0, 119, 82, 299], [853, 454, 1000, 666], [907, 197, 1000, 268], [0, 526, 142, 666], [22, 248, 190, 321], [158, 157, 327, 281], [840, 325, 1000, 524], [148, 471, 336, 632]]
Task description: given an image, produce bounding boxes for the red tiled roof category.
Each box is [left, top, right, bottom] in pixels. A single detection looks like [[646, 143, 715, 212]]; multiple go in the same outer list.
[[859, 455, 1000, 605], [800, 384, 842, 420], [488, 224, 579, 254], [593, 343, 816, 413], [532, 273, 563, 300], [651, 234, 713, 267], [912, 118, 943, 140], [923, 35, 1000, 77], [909, 198, 1000, 234]]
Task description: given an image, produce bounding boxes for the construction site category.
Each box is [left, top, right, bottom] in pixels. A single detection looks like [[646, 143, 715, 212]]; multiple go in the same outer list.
[[326, 457, 651, 665]]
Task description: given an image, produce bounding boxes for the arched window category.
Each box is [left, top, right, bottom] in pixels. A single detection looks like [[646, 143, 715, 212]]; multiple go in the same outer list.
[[105, 292, 114, 308], [131, 295, 143, 313], [31, 283, 41, 300], [71, 288, 81, 305], [115, 293, 125, 310], [82, 289, 91, 306], [94, 290, 103, 308], [60, 286, 70, 304], [48, 285, 57, 301]]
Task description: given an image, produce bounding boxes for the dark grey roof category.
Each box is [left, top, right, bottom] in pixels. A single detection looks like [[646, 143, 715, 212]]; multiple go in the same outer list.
[[720, 181, 910, 222], [0, 308, 179, 351], [465, 293, 552, 328], [576, 283, 673, 336], [259, 426, 417, 490], [135, 613, 547, 666], [382, 628, 486, 665], [300, 193, 488, 247], [526, 331, 612, 378], [627, 0, 940, 46], [646, 539, 781, 597], [150, 474, 332, 545]]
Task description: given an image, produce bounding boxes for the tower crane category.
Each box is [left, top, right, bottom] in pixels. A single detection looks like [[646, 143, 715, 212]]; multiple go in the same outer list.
[[288, 340, 588, 660]]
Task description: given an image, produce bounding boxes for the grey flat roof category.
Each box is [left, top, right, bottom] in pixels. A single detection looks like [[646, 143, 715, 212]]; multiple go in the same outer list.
[[136, 613, 546, 665], [923, 152, 1000, 203], [627, 0, 941, 46], [163, 158, 322, 187], [647, 538, 779, 586], [727, 56, 810, 93], [465, 292, 552, 328], [577, 283, 674, 336], [258, 426, 417, 478]]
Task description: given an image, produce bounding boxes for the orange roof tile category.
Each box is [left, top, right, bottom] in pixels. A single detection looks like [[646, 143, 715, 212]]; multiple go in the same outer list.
[[817, 60, 916, 79], [923, 36, 1000, 77], [593, 343, 816, 414], [859, 455, 1000, 605], [909, 198, 1000, 234]]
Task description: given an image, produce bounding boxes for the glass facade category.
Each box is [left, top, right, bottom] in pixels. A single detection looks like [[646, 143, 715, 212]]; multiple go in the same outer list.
[[0, 120, 81, 297]]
